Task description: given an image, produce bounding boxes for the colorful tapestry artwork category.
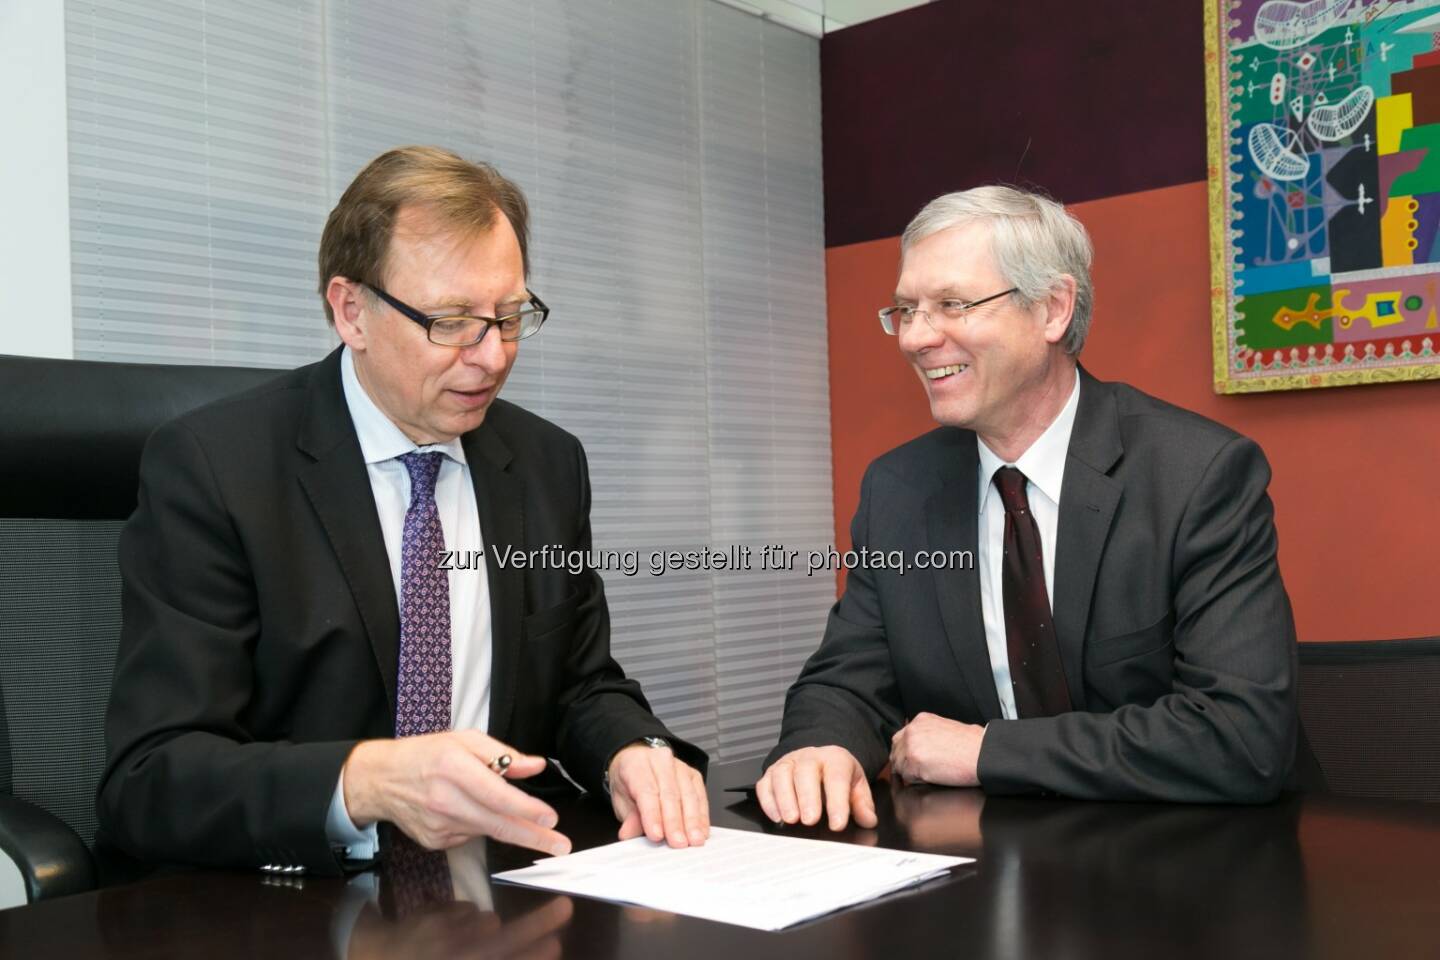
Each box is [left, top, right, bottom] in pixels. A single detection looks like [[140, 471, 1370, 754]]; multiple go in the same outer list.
[[1207, 0, 1440, 391]]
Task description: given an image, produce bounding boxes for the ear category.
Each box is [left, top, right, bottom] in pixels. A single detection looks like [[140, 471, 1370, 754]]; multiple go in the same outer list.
[[1040, 275, 1078, 347], [327, 277, 370, 351]]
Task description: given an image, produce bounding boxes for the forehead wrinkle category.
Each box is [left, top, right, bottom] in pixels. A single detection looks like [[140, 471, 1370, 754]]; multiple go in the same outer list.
[[898, 229, 1003, 302], [383, 203, 508, 284], [384, 215, 524, 314]]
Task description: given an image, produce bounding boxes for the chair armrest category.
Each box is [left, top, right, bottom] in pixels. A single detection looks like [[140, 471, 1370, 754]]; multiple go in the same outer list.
[[0, 795, 96, 902]]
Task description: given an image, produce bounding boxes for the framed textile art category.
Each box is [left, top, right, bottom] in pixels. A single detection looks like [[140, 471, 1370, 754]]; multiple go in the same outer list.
[[1206, 0, 1440, 392]]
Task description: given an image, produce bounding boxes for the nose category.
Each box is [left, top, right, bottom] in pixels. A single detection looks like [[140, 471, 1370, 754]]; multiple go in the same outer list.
[[459, 324, 511, 371], [896, 310, 944, 355]]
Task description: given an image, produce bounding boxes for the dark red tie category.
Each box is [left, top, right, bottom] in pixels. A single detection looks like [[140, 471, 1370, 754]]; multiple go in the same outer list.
[[993, 466, 1072, 717]]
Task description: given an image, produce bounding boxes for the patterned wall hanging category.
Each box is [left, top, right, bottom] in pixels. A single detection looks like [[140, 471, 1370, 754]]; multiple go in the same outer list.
[[1208, 0, 1440, 391]]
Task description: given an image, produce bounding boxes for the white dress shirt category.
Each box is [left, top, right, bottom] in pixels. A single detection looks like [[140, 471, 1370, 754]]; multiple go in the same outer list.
[[325, 346, 494, 859], [975, 373, 1081, 720]]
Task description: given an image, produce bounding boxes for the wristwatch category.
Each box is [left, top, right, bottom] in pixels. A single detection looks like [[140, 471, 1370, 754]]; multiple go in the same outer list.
[[601, 736, 671, 795]]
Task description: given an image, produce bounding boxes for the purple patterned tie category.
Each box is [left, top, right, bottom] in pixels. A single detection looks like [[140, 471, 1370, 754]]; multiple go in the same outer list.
[[380, 826, 454, 918], [395, 451, 452, 737]]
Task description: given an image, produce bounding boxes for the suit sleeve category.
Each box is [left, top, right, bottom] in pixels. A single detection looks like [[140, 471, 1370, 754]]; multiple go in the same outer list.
[[977, 436, 1299, 803], [553, 438, 709, 793], [97, 420, 358, 875], [762, 464, 906, 777]]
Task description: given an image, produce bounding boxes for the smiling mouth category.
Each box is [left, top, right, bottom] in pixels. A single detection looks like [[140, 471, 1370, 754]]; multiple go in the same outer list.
[[924, 364, 968, 381], [448, 386, 493, 408]]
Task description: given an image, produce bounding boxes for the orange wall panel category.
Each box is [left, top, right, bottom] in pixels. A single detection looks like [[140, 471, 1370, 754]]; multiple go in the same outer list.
[[824, 180, 1440, 643]]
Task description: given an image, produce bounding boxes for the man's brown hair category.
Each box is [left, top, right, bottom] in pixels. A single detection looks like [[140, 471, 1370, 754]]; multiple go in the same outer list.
[[317, 145, 530, 324]]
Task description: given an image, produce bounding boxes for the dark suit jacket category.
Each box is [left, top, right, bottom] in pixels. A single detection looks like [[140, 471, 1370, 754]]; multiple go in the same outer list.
[[766, 368, 1298, 802], [98, 348, 705, 875]]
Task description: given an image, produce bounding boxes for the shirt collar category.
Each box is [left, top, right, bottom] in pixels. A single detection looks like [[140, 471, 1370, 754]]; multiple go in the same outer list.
[[977, 371, 1081, 514], [340, 345, 467, 467]]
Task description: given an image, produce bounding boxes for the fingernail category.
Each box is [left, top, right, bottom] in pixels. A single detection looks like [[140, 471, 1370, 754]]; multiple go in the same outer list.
[[689, 830, 705, 843], [540, 813, 557, 829]]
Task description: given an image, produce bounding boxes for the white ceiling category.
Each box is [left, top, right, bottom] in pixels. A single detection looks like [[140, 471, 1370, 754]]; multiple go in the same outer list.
[[709, 0, 935, 37]]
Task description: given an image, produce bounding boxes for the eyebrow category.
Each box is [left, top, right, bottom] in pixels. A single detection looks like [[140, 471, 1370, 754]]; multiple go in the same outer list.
[[931, 286, 976, 301], [421, 292, 530, 314], [892, 286, 974, 305]]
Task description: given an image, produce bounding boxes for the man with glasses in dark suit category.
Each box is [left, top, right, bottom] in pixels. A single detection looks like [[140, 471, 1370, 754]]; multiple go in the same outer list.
[[758, 186, 1300, 829], [100, 147, 708, 876]]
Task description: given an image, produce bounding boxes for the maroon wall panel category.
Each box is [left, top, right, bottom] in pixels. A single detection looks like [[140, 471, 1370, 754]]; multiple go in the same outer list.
[[821, 0, 1207, 247]]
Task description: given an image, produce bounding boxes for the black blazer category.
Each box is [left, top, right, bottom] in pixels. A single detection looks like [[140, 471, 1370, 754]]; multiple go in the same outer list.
[[98, 348, 705, 875], [767, 368, 1298, 802]]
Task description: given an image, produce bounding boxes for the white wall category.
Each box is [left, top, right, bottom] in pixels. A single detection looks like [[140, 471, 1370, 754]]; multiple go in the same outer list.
[[0, 0, 73, 359], [711, 0, 932, 36]]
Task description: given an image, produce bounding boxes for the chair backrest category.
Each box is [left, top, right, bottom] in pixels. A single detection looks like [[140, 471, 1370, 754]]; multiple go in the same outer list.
[[0, 354, 283, 846], [1299, 638, 1440, 803]]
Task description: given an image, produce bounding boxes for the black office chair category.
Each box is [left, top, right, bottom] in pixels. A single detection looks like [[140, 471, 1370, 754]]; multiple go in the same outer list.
[[0, 353, 282, 905], [1298, 638, 1440, 803]]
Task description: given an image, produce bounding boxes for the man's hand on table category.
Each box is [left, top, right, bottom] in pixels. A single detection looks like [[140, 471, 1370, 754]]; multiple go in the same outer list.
[[889, 712, 985, 786], [343, 730, 571, 858], [755, 745, 878, 831], [607, 742, 710, 848]]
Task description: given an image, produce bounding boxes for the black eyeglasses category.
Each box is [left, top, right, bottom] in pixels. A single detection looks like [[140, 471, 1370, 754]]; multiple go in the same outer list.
[[878, 287, 1018, 335], [366, 284, 550, 346]]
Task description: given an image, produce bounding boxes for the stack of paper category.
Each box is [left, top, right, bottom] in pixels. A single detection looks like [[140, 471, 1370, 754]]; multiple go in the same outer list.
[[493, 826, 971, 931]]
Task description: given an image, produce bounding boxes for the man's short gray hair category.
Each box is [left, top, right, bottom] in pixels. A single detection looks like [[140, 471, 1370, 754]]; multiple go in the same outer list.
[[900, 186, 1094, 355]]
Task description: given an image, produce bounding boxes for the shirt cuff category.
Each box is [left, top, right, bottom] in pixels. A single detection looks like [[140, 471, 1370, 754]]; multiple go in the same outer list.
[[326, 766, 379, 861]]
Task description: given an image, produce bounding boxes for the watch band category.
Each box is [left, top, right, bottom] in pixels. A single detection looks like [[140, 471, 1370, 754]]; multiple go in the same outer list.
[[601, 736, 671, 795]]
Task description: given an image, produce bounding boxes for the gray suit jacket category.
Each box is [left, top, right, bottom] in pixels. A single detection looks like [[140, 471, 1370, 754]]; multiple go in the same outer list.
[[767, 368, 1298, 802]]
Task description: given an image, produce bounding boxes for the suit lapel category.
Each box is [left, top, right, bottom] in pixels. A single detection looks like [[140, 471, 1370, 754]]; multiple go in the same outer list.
[[926, 431, 1004, 720], [295, 349, 401, 709], [462, 424, 524, 744], [1052, 368, 1123, 709]]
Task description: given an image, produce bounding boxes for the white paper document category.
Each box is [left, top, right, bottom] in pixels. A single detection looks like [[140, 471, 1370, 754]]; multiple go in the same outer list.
[[492, 826, 972, 931]]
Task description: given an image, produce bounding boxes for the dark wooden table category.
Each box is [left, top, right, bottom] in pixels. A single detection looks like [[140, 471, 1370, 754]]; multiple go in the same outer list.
[[3, 762, 1438, 958]]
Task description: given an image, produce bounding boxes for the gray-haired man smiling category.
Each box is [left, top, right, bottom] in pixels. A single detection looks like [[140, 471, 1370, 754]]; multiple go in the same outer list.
[[759, 185, 1300, 828]]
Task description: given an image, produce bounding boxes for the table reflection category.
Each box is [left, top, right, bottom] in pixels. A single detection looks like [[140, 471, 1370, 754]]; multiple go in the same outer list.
[[339, 836, 574, 960], [37, 779, 1436, 960], [887, 784, 1310, 958]]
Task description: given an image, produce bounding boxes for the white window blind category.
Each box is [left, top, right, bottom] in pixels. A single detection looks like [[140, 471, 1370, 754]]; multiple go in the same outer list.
[[66, 0, 334, 367], [65, 0, 833, 761], [700, 4, 836, 758]]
